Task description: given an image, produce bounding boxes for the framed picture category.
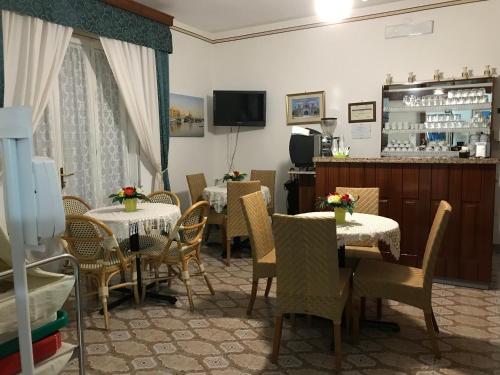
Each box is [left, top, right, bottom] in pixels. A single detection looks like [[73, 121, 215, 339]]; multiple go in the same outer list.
[[286, 91, 325, 125], [348, 101, 376, 123], [169, 93, 205, 137]]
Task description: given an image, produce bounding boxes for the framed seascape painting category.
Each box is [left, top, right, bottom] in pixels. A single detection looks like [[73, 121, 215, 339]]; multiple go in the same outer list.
[[286, 91, 325, 125], [169, 93, 205, 137]]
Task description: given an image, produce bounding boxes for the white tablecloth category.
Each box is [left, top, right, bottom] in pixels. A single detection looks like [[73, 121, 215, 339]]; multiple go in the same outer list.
[[203, 185, 271, 213], [86, 203, 182, 239], [297, 212, 401, 260]]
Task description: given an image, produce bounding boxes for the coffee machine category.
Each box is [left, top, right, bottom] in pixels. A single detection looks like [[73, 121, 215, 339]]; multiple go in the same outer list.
[[320, 117, 338, 156]]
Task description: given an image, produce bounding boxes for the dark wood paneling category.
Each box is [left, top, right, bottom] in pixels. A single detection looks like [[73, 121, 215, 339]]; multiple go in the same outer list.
[[315, 161, 495, 284], [298, 174, 316, 213]]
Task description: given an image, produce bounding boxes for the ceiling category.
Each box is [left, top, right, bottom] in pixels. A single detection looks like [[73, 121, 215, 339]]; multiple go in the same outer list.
[[137, 0, 405, 33]]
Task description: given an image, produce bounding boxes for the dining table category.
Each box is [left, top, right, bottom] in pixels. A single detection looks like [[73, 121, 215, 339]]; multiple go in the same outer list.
[[297, 211, 401, 332], [203, 184, 271, 213], [86, 202, 182, 308]]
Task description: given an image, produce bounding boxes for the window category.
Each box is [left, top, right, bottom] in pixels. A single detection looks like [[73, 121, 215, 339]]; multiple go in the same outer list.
[[34, 36, 139, 207]]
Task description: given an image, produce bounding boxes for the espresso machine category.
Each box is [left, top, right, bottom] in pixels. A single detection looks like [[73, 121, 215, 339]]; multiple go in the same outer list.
[[320, 117, 338, 156]]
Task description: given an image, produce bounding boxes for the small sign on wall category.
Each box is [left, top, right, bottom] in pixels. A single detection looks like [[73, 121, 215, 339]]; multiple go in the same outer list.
[[348, 101, 376, 123], [351, 123, 371, 139]]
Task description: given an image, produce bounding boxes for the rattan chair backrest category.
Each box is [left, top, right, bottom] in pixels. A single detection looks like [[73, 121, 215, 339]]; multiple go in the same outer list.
[[148, 191, 181, 207], [186, 173, 207, 204], [250, 170, 276, 213], [240, 191, 274, 263], [63, 214, 121, 263], [422, 200, 452, 289], [227, 181, 261, 238], [272, 214, 340, 317], [335, 187, 379, 215], [62, 196, 92, 215]]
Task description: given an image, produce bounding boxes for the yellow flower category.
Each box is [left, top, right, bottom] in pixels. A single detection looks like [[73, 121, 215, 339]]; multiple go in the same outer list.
[[118, 190, 125, 197], [327, 194, 341, 204]]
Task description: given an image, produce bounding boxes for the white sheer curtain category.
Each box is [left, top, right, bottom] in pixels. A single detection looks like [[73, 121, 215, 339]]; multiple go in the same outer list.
[[100, 37, 163, 191], [34, 38, 131, 208], [2, 10, 72, 128]]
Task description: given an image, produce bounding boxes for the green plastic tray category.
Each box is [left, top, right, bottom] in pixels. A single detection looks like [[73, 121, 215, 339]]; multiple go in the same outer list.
[[0, 310, 68, 358]]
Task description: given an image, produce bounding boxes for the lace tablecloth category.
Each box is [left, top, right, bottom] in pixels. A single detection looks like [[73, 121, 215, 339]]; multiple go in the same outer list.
[[86, 203, 182, 240], [203, 185, 271, 213], [297, 212, 401, 260]]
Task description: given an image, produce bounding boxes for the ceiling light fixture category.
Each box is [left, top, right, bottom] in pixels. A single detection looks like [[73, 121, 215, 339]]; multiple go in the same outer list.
[[315, 0, 354, 22]]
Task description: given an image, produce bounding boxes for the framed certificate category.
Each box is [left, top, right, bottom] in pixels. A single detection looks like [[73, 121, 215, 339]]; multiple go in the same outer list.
[[348, 101, 376, 123]]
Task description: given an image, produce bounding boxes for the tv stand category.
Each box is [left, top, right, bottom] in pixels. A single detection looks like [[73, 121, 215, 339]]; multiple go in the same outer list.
[[287, 169, 316, 214]]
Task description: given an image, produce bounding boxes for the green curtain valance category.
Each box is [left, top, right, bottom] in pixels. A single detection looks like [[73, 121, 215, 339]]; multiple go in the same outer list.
[[0, 0, 172, 53]]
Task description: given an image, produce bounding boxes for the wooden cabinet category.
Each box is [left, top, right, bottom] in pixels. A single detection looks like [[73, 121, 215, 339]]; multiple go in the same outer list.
[[315, 160, 497, 285]]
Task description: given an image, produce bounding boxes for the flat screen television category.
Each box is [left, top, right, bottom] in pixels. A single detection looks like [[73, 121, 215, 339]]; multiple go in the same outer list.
[[213, 90, 266, 127]]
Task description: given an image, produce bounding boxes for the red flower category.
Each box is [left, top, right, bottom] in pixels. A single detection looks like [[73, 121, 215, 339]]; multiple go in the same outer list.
[[124, 187, 135, 197], [233, 171, 240, 176], [341, 194, 350, 202]]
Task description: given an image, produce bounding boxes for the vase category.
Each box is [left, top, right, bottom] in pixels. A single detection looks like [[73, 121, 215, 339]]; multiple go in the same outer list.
[[334, 207, 346, 224], [124, 198, 138, 212]]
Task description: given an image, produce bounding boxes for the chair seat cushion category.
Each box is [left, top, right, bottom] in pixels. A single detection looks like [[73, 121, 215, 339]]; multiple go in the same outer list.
[[354, 259, 425, 308], [345, 245, 383, 260], [137, 235, 189, 261]]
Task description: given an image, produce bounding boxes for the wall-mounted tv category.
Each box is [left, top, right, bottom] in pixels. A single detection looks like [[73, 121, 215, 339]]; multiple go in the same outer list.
[[213, 90, 266, 127]]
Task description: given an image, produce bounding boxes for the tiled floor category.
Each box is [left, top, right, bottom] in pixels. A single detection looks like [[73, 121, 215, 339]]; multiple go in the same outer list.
[[62, 244, 500, 374]]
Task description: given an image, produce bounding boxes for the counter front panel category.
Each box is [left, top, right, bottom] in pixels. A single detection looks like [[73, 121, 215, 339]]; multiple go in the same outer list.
[[315, 161, 496, 284]]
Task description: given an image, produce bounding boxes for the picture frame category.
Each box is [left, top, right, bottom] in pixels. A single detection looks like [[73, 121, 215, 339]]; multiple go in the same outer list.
[[286, 91, 325, 125], [348, 101, 376, 123], [169, 93, 205, 137]]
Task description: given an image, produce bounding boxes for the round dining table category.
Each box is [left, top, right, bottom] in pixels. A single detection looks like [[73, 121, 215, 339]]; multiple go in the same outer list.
[[297, 211, 401, 260], [86, 202, 182, 307], [203, 184, 271, 213]]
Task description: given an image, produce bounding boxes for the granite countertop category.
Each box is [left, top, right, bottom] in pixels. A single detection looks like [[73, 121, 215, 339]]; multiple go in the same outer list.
[[313, 156, 500, 164]]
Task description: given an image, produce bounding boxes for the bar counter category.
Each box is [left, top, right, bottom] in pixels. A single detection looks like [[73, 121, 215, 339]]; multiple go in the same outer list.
[[314, 156, 499, 286]]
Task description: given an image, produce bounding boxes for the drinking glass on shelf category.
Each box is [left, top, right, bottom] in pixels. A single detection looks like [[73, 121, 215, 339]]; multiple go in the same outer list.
[[403, 95, 411, 106]]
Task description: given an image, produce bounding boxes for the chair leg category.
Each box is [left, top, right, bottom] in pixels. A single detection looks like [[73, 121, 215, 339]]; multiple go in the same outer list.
[[424, 311, 441, 359], [99, 274, 110, 330], [225, 238, 231, 266], [360, 297, 366, 320], [352, 297, 361, 342], [195, 257, 215, 295], [264, 277, 273, 297], [204, 224, 212, 242], [167, 265, 173, 288], [333, 322, 342, 371], [431, 308, 439, 333], [345, 294, 352, 335], [271, 314, 284, 363], [141, 262, 148, 303], [131, 262, 139, 304], [376, 298, 382, 320], [247, 278, 259, 315], [181, 260, 195, 311]]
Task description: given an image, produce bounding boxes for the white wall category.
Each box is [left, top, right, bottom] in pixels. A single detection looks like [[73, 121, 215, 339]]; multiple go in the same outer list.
[[167, 30, 216, 210], [203, 0, 500, 214]]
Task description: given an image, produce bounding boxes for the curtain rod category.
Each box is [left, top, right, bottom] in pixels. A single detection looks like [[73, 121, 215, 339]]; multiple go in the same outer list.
[[73, 30, 100, 41]]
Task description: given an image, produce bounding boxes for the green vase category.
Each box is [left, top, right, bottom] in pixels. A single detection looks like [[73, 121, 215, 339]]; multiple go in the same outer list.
[[334, 207, 346, 224], [124, 198, 138, 212]]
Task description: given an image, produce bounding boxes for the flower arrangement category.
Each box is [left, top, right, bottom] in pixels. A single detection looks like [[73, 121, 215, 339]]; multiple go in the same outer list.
[[223, 171, 247, 182], [109, 186, 150, 204], [318, 192, 357, 214]]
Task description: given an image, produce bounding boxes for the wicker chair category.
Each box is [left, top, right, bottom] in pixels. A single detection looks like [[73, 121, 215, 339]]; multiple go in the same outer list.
[[62, 195, 92, 215], [186, 173, 227, 247], [352, 200, 452, 359], [336, 187, 382, 318], [250, 170, 276, 215], [226, 181, 261, 266], [272, 214, 352, 370], [138, 201, 214, 311], [62, 215, 139, 329], [148, 191, 181, 207], [240, 191, 276, 315]]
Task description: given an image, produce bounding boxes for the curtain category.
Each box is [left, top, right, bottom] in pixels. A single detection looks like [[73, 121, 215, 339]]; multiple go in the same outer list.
[[2, 10, 72, 128], [34, 39, 130, 208], [100, 37, 163, 191], [155, 50, 170, 190]]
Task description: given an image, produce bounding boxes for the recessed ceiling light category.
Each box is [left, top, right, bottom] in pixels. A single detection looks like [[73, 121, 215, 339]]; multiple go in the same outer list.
[[315, 0, 353, 22]]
